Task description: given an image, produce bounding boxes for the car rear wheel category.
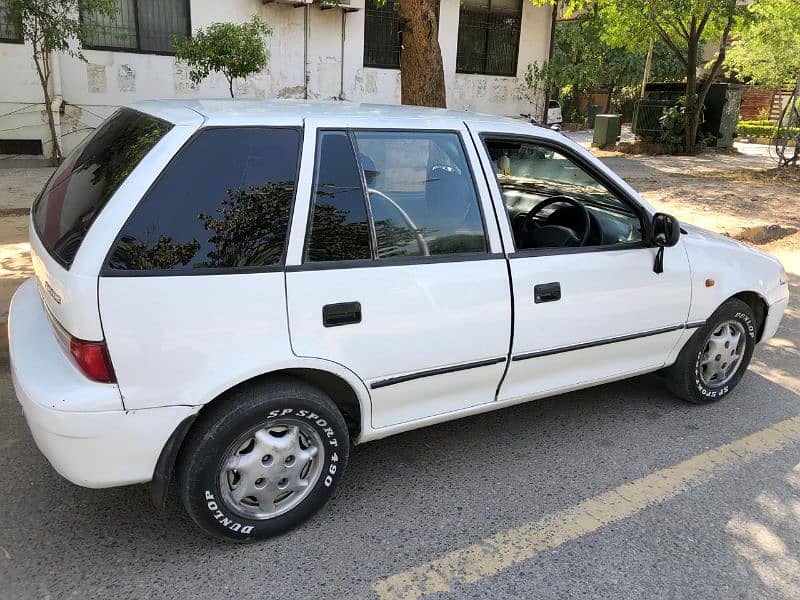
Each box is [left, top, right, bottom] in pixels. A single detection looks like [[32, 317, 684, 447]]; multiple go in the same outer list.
[[664, 298, 757, 404], [178, 376, 349, 542]]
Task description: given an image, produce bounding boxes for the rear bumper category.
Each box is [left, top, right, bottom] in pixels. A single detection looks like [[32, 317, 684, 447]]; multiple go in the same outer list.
[[9, 278, 197, 488]]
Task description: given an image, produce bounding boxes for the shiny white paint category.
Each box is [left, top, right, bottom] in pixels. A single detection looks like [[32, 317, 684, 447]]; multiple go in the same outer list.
[[8, 100, 789, 489]]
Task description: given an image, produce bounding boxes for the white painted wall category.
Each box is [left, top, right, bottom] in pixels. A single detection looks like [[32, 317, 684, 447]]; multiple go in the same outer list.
[[0, 0, 550, 157]]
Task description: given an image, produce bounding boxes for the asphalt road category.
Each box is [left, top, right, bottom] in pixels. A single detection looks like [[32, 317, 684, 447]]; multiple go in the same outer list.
[[1, 278, 799, 599]]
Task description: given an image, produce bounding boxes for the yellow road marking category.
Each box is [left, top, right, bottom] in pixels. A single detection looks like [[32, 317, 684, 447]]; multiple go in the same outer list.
[[373, 415, 800, 599]]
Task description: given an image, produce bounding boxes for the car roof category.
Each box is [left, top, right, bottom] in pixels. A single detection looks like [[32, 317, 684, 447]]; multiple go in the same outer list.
[[129, 98, 526, 129]]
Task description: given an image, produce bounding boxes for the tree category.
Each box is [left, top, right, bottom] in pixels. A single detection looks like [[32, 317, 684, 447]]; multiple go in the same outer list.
[[725, 0, 800, 88], [523, 9, 687, 117], [397, 0, 447, 107], [5, 0, 117, 163], [596, 0, 740, 152], [173, 16, 272, 99]]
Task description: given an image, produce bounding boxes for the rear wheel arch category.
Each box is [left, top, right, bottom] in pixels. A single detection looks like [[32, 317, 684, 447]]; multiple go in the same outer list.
[[151, 367, 366, 510]]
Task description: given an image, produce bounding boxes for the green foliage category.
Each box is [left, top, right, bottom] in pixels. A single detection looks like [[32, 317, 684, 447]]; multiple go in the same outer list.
[[726, 0, 800, 87], [173, 16, 272, 98], [737, 121, 800, 138], [6, 0, 117, 60], [6, 0, 118, 161], [522, 8, 687, 118]]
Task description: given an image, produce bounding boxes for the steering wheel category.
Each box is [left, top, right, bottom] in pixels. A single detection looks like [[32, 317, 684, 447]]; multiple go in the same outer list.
[[368, 188, 430, 256], [523, 195, 591, 248]]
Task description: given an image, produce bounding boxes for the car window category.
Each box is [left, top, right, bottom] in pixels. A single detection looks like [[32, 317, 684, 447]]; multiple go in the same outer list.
[[305, 131, 372, 262], [32, 108, 173, 268], [108, 127, 300, 271], [484, 138, 643, 250], [353, 130, 487, 258]]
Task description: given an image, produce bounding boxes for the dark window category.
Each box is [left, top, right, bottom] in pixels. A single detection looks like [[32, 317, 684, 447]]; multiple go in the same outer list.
[[81, 0, 189, 54], [305, 131, 372, 262], [364, 0, 439, 69], [0, 0, 22, 43], [354, 130, 487, 258], [109, 127, 300, 272], [32, 108, 173, 269], [456, 0, 521, 76]]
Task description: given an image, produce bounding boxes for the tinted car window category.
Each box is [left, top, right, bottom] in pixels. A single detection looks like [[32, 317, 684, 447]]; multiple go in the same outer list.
[[109, 127, 300, 271], [305, 131, 372, 262], [353, 130, 487, 258], [32, 108, 173, 268]]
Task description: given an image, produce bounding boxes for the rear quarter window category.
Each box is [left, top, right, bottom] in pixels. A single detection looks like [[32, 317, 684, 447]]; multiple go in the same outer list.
[[107, 127, 301, 272], [32, 108, 173, 268]]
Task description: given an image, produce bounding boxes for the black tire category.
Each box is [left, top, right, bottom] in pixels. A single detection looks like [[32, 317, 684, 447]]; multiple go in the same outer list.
[[664, 298, 757, 404], [178, 376, 349, 543]]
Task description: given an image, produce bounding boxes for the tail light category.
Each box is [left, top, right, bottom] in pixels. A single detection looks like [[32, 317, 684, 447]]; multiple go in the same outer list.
[[69, 338, 117, 383], [41, 296, 117, 383]]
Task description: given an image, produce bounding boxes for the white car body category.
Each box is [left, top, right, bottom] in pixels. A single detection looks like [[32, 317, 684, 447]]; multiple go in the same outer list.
[[9, 100, 789, 493]]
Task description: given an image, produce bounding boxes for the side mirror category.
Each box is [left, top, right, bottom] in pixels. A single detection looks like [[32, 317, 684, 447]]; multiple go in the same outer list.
[[651, 213, 680, 247]]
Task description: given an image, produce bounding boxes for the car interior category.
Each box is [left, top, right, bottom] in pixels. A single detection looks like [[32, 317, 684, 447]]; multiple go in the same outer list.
[[484, 139, 644, 250]]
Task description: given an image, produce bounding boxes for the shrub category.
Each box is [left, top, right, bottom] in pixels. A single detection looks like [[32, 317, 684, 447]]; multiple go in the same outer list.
[[737, 120, 800, 138]]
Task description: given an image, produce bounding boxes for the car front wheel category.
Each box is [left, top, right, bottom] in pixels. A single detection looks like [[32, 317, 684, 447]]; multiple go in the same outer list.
[[178, 377, 349, 542], [665, 298, 757, 404]]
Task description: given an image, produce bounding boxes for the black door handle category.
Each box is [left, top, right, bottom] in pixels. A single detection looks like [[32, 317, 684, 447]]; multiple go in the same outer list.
[[534, 282, 561, 303], [323, 302, 362, 327]]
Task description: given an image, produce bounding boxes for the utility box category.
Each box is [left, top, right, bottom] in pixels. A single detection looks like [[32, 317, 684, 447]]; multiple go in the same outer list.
[[593, 114, 621, 148]]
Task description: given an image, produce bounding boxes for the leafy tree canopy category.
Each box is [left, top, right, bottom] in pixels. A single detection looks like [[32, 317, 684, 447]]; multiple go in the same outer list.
[[173, 16, 272, 98], [726, 0, 800, 87]]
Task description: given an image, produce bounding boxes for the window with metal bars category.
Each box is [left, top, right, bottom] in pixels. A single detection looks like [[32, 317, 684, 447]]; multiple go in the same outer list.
[[363, 0, 439, 69], [456, 0, 522, 76], [0, 0, 22, 43], [81, 0, 190, 55]]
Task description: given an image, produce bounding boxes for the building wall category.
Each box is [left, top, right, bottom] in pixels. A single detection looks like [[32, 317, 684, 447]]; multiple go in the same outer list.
[[0, 0, 550, 157]]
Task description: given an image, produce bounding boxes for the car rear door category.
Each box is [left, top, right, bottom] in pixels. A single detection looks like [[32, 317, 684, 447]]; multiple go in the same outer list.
[[285, 120, 511, 429], [468, 122, 692, 404]]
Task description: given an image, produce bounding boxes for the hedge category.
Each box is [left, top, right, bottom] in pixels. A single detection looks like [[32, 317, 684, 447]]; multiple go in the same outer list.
[[737, 120, 800, 138]]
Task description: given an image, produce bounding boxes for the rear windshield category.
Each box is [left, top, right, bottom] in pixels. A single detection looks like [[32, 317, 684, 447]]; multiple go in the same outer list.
[[32, 108, 173, 268]]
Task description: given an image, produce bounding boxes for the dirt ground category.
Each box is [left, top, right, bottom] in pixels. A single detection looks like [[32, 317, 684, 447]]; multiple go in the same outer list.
[[0, 153, 798, 323]]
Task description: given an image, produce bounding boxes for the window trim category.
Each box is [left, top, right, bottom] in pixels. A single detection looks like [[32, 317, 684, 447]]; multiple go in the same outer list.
[[80, 0, 191, 56], [301, 127, 494, 269], [100, 125, 304, 277], [478, 132, 654, 258], [455, 0, 522, 77]]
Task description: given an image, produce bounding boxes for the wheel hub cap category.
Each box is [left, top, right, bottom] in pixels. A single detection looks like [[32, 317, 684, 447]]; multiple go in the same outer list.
[[699, 320, 746, 388], [219, 419, 324, 520]]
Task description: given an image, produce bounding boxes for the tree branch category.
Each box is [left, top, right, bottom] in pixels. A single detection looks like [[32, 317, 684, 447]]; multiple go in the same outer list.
[[696, 9, 712, 38], [654, 24, 688, 67], [697, 10, 735, 119]]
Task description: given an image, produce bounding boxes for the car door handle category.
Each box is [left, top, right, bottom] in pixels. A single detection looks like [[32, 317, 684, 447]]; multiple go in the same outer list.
[[534, 282, 561, 304], [323, 302, 362, 327]]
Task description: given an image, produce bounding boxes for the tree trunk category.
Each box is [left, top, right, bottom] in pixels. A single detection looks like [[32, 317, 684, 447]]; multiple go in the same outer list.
[[228, 77, 235, 98], [684, 35, 698, 153], [33, 54, 62, 164], [398, 0, 446, 107]]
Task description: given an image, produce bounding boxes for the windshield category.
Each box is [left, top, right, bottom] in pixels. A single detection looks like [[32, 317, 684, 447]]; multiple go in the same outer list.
[[32, 108, 173, 268]]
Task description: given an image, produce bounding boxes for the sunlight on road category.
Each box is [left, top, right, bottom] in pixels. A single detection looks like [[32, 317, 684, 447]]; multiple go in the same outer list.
[[726, 463, 800, 599]]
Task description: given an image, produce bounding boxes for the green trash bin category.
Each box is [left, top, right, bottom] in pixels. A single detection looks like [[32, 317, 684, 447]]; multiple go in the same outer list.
[[593, 114, 621, 149]]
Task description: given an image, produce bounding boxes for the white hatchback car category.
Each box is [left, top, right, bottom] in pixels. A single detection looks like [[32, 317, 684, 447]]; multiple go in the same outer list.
[[10, 100, 788, 542]]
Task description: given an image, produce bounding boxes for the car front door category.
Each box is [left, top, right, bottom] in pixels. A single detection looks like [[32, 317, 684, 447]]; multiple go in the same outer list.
[[470, 125, 692, 404], [285, 123, 511, 429]]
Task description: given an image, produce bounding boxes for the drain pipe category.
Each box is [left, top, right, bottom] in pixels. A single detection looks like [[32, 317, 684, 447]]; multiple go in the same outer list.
[[304, 4, 309, 99], [339, 9, 345, 100]]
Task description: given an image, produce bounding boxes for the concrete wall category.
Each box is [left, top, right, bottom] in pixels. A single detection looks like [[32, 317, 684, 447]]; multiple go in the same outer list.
[[0, 0, 550, 157]]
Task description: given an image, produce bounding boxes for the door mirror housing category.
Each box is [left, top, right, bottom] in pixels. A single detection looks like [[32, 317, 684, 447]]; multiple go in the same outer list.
[[651, 213, 680, 247]]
